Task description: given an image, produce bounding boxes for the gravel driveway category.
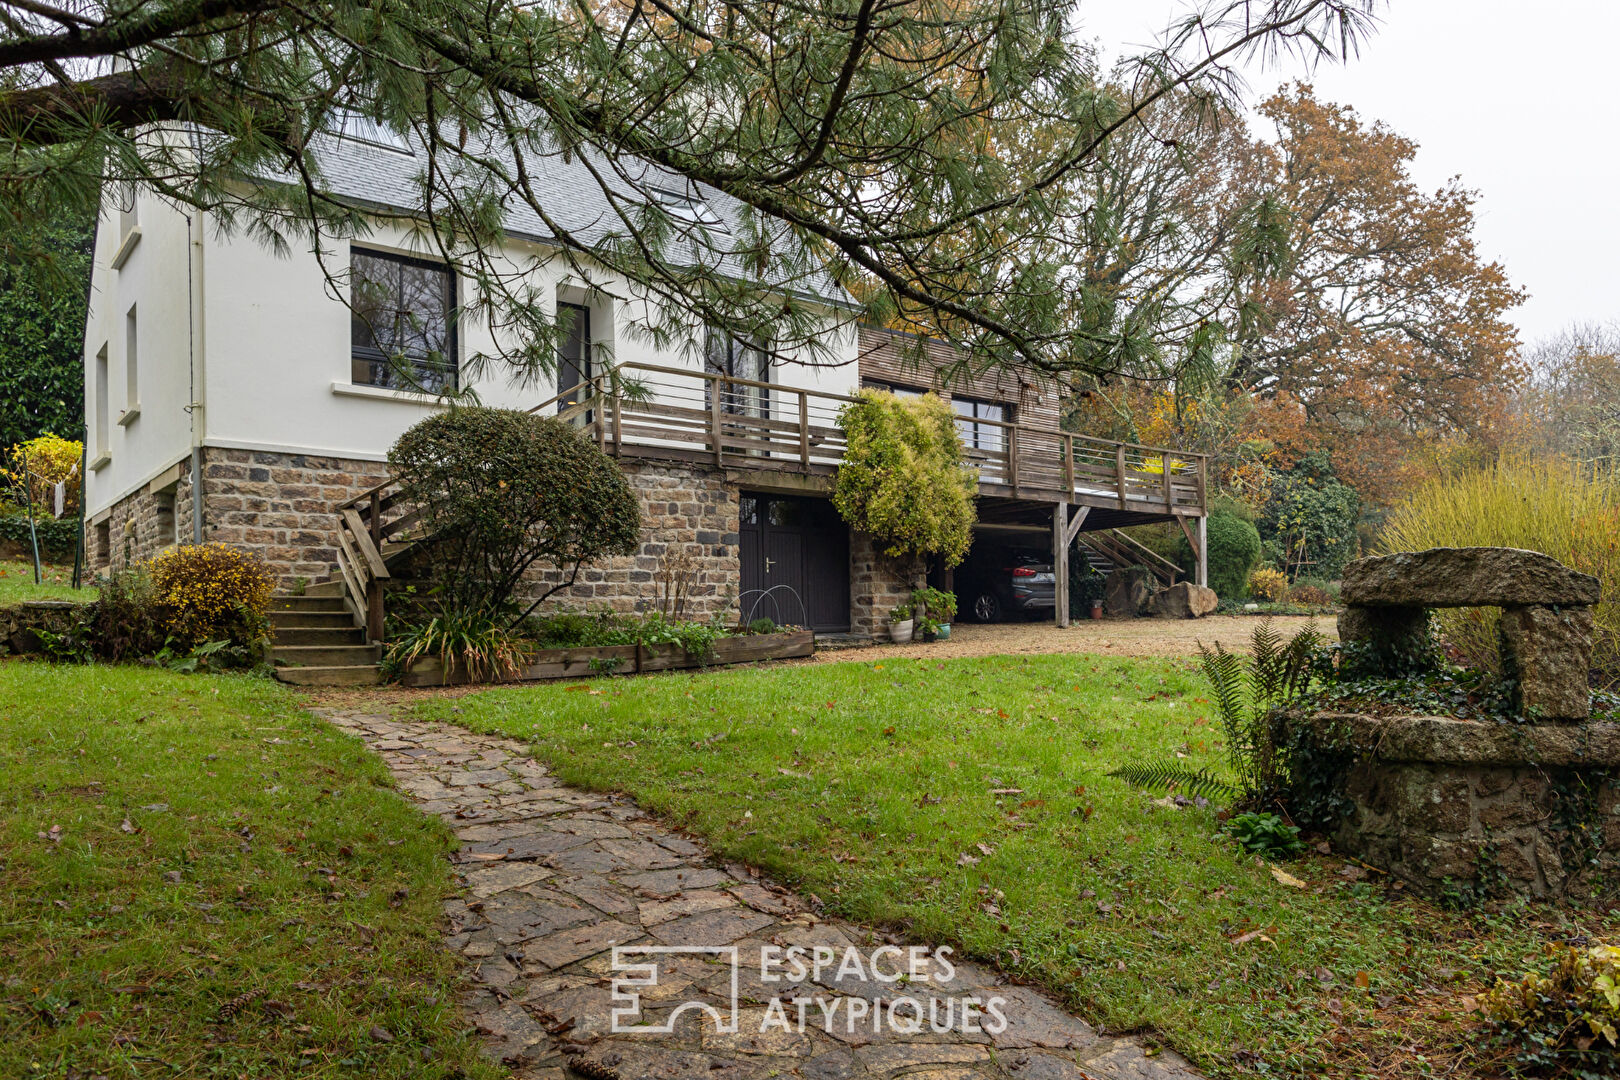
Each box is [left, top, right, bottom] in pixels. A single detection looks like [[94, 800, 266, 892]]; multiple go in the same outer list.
[[817, 614, 1335, 662]]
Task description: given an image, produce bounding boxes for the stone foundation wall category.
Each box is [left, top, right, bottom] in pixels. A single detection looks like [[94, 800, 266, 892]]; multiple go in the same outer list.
[[522, 459, 741, 621], [849, 532, 916, 638], [203, 448, 395, 588], [1300, 712, 1620, 900], [90, 448, 396, 587], [90, 456, 200, 574]]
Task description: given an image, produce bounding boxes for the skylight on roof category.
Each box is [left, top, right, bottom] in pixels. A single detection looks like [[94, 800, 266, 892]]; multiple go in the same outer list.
[[650, 186, 723, 227], [332, 108, 413, 154]]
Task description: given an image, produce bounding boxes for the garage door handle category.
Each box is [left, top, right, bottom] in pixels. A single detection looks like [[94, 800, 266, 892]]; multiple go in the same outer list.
[[765, 558, 776, 573]]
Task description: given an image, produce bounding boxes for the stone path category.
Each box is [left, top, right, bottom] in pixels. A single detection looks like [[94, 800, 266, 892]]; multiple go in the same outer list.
[[318, 709, 1202, 1080]]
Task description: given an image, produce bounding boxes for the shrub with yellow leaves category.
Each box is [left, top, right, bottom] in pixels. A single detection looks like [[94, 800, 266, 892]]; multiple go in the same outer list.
[[148, 543, 275, 646], [1482, 942, 1620, 1071], [1247, 567, 1288, 603], [3, 432, 82, 517]]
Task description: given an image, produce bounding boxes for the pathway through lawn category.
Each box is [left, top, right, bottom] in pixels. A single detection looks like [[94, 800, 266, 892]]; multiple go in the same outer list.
[[318, 707, 1202, 1080]]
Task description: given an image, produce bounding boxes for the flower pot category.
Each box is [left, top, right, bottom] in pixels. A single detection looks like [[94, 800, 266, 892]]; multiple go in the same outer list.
[[1089, 602, 1104, 620], [935, 622, 951, 641], [888, 619, 914, 644]]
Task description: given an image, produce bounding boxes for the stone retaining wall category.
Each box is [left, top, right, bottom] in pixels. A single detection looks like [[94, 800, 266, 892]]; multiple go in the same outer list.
[[521, 459, 741, 621], [90, 449, 894, 633], [1296, 711, 1620, 900]]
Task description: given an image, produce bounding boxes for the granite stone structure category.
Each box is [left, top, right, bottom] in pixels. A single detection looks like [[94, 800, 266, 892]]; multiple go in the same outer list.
[[1317, 547, 1613, 900], [1339, 547, 1602, 718], [1301, 712, 1620, 900]]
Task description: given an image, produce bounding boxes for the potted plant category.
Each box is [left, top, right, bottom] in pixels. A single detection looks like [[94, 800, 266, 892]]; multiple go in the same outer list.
[[888, 604, 914, 644], [911, 587, 957, 642], [1075, 573, 1107, 620]]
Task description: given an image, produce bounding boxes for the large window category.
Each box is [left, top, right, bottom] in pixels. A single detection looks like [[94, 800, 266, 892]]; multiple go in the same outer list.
[[556, 303, 591, 413], [350, 249, 458, 392], [952, 396, 1007, 452], [704, 326, 768, 416]]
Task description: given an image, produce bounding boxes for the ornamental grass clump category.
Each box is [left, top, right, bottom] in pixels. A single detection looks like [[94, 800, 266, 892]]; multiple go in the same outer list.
[[148, 543, 275, 647], [1380, 457, 1620, 684]]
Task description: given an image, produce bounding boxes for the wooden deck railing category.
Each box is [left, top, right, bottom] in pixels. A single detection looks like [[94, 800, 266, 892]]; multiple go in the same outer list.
[[531, 362, 1207, 512], [327, 363, 1206, 640]]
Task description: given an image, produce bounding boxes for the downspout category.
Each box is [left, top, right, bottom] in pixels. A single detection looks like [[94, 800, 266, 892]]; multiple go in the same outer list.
[[186, 210, 206, 542]]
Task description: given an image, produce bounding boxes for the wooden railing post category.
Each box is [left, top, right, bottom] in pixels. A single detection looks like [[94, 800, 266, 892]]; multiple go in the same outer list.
[[1115, 445, 1127, 509], [611, 385, 623, 456], [1062, 434, 1074, 495], [1197, 455, 1208, 512], [710, 377, 724, 466], [1008, 425, 1020, 494], [1162, 451, 1173, 509], [367, 490, 385, 642], [799, 391, 810, 466]]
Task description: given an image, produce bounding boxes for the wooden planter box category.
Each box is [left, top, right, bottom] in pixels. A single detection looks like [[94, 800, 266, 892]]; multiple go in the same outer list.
[[402, 629, 814, 687]]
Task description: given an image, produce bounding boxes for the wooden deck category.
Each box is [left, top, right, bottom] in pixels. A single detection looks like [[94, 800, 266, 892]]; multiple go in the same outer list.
[[540, 363, 1207, 518]]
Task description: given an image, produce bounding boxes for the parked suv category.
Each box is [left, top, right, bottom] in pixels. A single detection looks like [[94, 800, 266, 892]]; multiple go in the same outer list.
[[957, 545, 1056, 622]]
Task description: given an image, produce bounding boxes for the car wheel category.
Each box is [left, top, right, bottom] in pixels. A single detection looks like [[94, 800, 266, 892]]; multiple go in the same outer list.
[[972, 591, 1001, 623]]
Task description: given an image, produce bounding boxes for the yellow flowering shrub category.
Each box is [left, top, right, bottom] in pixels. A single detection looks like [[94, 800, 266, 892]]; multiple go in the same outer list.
[[1482, 942, 1620, 1069], [3, 433, 82, 517], [148, 543, 275, 645], [1247, 567, 1288, 603]]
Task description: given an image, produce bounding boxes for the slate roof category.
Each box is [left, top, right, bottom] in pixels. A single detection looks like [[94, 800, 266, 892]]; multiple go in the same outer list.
[[302, 120, 853, 309]]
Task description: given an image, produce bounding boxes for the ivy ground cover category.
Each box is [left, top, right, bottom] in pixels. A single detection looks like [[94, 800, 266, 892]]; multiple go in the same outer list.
[[0, 664, 499, 1080], [416, 654, 1620, 1078]]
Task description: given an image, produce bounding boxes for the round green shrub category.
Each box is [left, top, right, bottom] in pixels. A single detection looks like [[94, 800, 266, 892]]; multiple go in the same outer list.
[[389, 407, 640, 621], [1177, 505, 1261, 600]]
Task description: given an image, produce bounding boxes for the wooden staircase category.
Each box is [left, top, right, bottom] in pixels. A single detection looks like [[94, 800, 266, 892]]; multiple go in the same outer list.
[[1074, 529, 1184, 587], [269, 582, 382, 686]]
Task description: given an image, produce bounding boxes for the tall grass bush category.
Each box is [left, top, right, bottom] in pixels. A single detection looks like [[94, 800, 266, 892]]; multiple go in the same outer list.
[[1380, 457, 1619, 684]]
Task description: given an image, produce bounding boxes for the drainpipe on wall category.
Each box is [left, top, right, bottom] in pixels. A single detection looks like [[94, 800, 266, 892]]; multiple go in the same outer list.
[[185, 211, 206, 542]]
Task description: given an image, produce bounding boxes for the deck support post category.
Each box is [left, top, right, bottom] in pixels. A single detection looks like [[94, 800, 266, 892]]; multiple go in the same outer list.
[[1054, 502, 1070, 628], [1197, 515, 1208, 589]]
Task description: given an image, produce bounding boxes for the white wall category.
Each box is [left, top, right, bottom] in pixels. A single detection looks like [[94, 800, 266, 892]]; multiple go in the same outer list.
[[82, 188, 200, 517], [196, 223, 861, 464]]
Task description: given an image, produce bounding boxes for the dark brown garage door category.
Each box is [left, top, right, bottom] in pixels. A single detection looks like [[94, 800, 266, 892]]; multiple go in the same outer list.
[[739, 493, 850, 632]]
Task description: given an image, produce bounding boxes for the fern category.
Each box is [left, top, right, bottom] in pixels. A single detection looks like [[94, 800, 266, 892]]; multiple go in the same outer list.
[[1132, 619, 1329, 807], [1108, 762, 1240, 801]]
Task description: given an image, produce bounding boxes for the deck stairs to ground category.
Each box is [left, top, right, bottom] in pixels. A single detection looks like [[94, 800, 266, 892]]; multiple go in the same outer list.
[[1073, 529, 1183, 587], [269, 581, 382, 686]]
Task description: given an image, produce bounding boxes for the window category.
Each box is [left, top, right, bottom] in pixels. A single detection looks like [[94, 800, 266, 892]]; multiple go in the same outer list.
[[332, 107, 413, 153], [860, 378, 925, 400], [952, 396, 1007, 452], [154, 487, 177, 547], [650, 186, 722, 226], [119, 185, 138, 240], [124, 305, 139, 417], [94, 344, 109, 455], [704, 327, 768, 416], [556, 303, 592, 413], [350, 249, 458, 392]]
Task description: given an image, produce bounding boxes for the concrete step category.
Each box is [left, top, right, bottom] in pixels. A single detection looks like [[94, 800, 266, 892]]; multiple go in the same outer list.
[[270, 595, 350, 613], [272, 643, 382, 667], [269, 610, 357, 629], [271, 626, 369, 647], [301, 580, 345, 597], [274, 664, 382, 687]]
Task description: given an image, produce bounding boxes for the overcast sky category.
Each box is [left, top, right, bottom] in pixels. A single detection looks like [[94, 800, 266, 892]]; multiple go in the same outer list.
[[1078, 1, 1619, 347]]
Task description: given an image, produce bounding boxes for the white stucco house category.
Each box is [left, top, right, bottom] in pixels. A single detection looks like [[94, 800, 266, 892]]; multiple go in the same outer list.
[[83, 118, 1206, 678]]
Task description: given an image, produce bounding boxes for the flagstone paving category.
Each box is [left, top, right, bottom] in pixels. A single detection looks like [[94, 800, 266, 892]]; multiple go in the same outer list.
[[318, 709, 1203, 1080]]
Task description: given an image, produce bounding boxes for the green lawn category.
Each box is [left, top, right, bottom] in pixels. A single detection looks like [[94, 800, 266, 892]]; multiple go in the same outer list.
[[415, 654, 1618, 1078], [0, 663, 500, 1080], [0, 558, 94, 604]]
